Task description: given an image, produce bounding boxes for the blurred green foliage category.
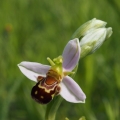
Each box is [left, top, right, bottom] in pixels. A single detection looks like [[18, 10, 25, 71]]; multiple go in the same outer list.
[[0, 0, 120, 120]]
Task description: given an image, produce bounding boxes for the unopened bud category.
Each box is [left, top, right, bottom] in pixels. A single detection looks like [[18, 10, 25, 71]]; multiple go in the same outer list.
[[71, 18, 113, 58]]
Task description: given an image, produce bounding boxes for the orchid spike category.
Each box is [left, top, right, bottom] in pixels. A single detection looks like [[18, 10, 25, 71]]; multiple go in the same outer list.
[[18, 38, 86, 104]]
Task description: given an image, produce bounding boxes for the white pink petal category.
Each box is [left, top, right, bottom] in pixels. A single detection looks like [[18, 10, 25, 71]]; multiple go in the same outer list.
[[18, 61, 50, 82], [62, 38, 81, 71], [60, 76, 86, 103]]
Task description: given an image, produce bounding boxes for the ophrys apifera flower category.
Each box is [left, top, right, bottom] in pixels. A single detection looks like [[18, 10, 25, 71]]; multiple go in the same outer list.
[[18, 38, 86, 104]]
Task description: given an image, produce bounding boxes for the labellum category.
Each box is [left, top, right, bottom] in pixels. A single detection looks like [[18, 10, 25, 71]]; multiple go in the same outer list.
[[31, 70, 61, 104]]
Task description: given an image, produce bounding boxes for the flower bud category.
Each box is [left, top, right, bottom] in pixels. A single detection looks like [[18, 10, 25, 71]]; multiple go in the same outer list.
[[71, 18, 113, 58], [71, 18, 107, 39], [80, 28, 112, 58]]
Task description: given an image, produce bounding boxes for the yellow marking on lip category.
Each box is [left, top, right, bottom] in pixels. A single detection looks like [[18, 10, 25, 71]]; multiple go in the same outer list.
[[38, 83, 56, 93], [38, 84, 42, 88], [35, 91, 38, 94], [40, 96, 44, 99]]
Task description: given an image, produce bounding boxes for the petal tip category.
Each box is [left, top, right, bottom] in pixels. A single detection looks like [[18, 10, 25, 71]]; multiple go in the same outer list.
[[17, 63, 20, 67], [81, 93, 86, 102]]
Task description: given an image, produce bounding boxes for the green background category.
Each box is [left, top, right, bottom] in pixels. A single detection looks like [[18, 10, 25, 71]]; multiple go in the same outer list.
[[0, 0, 120, 120]]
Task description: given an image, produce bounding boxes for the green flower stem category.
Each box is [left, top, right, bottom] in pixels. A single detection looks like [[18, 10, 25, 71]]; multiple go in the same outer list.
[[45, 96, 63, 120]]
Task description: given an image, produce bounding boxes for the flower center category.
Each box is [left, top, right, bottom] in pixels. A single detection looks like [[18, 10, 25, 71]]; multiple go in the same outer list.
[[47, 56, 63, 82]]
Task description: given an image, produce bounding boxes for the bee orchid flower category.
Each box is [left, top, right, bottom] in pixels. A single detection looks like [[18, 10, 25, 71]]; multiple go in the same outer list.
[[18, 38, 86, 104]]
